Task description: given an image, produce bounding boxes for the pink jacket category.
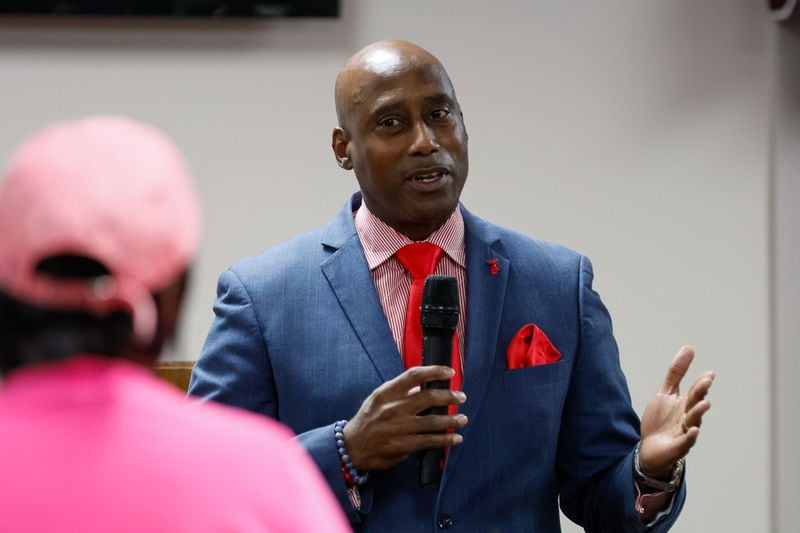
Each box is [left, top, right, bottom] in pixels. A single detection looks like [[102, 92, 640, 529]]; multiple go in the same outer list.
[[0, 355, 350, 532]]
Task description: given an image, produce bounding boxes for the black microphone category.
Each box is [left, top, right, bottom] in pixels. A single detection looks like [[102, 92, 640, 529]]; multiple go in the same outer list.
[[418, 275, 459, 486]]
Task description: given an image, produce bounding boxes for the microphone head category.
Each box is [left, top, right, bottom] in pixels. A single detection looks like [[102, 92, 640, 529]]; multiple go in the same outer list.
[[421, 275, 459, 330]]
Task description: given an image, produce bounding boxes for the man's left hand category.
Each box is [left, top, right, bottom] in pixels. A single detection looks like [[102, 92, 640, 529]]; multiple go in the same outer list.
[[639, 345, 715, 478]]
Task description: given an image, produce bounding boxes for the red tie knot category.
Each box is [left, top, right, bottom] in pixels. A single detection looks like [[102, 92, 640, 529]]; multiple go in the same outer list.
[[395, 242, 444, 280]]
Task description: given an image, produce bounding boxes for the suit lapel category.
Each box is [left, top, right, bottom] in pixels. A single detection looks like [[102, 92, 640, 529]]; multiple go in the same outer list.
[[320, 195, 405, 383], [443, 207, 510, 476]]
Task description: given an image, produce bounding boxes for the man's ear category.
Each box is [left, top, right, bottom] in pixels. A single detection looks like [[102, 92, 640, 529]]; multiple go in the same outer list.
[[332, 127, 353, 170]]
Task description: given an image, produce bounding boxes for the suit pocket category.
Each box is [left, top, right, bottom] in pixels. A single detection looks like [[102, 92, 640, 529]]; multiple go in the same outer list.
[[502, 359, 570, 390]]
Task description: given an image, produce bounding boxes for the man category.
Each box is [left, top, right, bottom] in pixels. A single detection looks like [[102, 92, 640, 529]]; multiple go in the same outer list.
[[190, 40, 714, 532], [0, 116, 349, 532]]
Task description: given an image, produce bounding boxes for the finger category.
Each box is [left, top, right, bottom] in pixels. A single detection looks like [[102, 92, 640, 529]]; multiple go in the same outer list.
[[663, 426, 702, 462], [385, 429, 465, 457], [684, 373, 714, 411], [662, 430, 700, 467], [377, 366, 456, 401], [406, 388, 467, 414], [680, 426, 700, 453], [659, 345, 695, 395], [397, 365, 456, 391], [410, 431, 464, 452], [415, 413, 469, 434], [684, 400, 711, 429]]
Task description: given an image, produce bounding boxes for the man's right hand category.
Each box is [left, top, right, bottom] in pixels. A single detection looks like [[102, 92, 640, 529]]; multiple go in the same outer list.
[[342, 365, 468, 472]]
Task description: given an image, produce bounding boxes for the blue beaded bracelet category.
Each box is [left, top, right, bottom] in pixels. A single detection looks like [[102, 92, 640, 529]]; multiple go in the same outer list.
[[334, 419, 369, 486]]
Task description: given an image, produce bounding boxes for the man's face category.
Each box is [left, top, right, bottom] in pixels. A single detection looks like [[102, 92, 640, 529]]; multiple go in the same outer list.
[[334, 55, 469, 241]]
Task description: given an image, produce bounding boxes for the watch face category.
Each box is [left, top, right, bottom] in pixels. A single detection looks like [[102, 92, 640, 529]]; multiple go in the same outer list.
[[769, 0, 798, 21]]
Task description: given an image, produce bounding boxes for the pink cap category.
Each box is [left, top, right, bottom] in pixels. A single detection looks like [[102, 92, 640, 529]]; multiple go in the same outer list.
[[0, 116, 201, 345]]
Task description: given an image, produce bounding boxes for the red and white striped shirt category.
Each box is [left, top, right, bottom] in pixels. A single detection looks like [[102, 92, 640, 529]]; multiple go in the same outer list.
[[354, 202, 467, 369]]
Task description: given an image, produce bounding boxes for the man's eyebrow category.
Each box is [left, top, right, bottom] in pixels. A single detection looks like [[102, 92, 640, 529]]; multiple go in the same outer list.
[[368, 100, 402, 119], [368, 93, 456, 117]]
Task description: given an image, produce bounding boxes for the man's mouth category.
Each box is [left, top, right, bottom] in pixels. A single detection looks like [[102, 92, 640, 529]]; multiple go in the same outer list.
[[409, 166, 449, 184], [414, 171, 445, 183]]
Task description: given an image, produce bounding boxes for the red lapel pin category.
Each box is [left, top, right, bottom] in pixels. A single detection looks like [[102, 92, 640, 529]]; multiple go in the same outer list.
[[487, 258, 500, 275]]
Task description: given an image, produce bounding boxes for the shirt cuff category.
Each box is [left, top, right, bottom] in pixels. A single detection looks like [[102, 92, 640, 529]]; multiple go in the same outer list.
[[634, 479, 676, 525]]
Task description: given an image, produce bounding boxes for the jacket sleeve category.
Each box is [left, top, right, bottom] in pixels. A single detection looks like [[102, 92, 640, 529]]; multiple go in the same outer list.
[[556, 255, 686, 532], [188, 268, 369, 525]]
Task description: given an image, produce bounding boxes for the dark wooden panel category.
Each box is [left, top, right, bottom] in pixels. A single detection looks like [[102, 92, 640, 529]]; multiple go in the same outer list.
[[153, 360, 195, 392]]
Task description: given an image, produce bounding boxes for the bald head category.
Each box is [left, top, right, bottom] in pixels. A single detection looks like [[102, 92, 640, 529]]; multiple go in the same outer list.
[[334, 40, 457, 129], [330, 40, 469, 241]]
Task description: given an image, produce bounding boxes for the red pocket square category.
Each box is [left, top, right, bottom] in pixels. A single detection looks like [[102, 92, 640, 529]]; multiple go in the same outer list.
[[506, 324, 562, 369]]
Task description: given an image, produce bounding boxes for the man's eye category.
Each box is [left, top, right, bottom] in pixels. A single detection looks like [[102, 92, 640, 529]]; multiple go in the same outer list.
[[379, 118, 401, 128], [430, 109, 450, 120]]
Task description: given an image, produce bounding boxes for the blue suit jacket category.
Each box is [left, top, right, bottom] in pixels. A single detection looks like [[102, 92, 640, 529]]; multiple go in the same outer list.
[[189, 193, 685, 532]]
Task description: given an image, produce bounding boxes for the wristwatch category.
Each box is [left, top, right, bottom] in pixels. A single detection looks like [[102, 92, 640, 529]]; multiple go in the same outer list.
[[633, 441, 685, 493]]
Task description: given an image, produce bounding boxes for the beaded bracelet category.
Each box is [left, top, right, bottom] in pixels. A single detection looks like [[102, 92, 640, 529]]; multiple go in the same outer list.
[[334, 420, 369, 486]]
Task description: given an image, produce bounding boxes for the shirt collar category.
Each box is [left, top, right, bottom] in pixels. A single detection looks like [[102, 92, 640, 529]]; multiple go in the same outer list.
[[354, 200, 466, 271]]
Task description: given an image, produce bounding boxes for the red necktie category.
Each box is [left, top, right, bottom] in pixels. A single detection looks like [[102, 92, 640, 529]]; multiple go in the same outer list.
[[395, 243, 463, 399]]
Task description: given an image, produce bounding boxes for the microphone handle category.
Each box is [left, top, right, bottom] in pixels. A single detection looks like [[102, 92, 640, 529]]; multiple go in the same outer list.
[[419, 447, 445, 486], [419, 331, 453, 486], [420, 333, 453, 389]]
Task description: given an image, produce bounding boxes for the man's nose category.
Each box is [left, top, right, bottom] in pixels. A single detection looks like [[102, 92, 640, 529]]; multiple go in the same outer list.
[[408, 121, 440, 156]]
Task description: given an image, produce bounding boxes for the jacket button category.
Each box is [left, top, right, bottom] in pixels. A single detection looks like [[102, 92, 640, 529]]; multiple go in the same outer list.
[[437, 513, 454, 529]]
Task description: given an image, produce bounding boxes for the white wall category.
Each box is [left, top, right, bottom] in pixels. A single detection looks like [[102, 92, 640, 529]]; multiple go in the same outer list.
[[0, 1, 777, 531]]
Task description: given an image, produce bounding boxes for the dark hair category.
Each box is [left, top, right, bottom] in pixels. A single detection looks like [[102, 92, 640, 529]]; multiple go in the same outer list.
[[0, 255, 134, 375]]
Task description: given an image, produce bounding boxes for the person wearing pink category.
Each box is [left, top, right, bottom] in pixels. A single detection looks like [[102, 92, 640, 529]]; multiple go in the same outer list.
[[0, 116, 350, 533]]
